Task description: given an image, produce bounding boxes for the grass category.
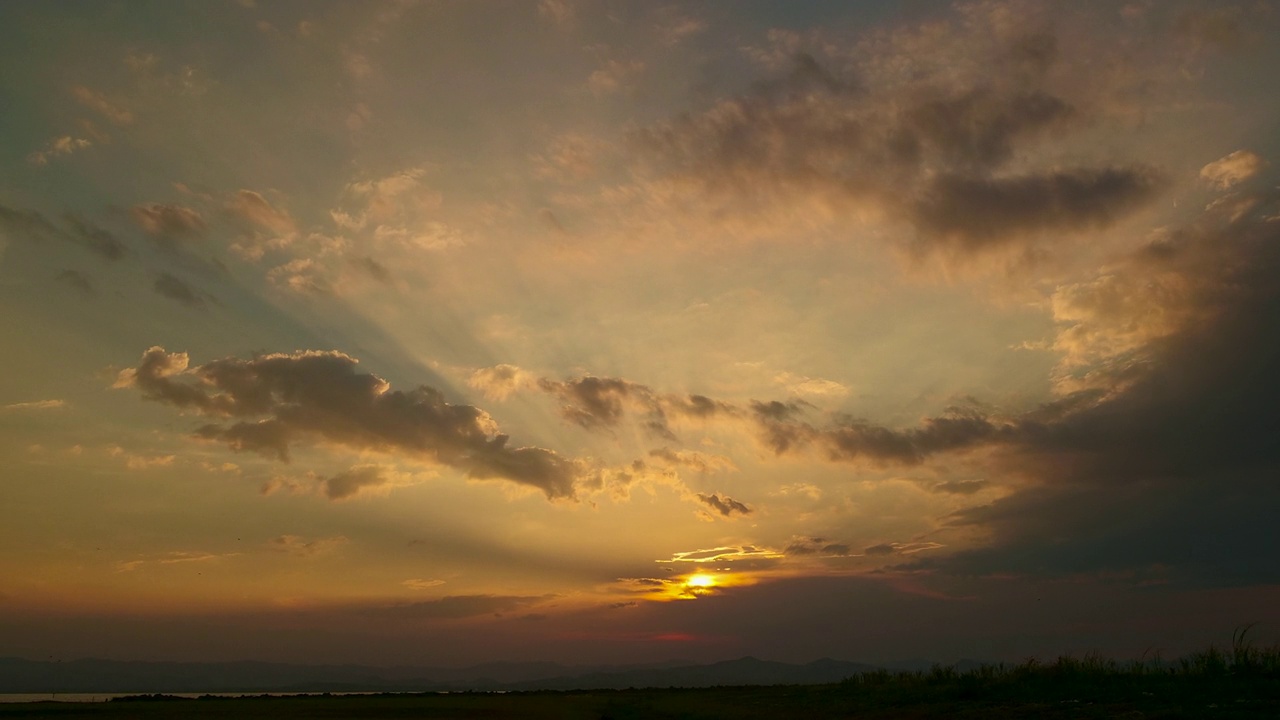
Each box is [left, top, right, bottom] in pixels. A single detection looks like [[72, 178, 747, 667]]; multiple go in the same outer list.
[[3, 633, 1277, 719]]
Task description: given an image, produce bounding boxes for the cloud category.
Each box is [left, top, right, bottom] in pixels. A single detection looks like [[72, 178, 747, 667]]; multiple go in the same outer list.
[[366, 594, 550, 621], [774, 372, 849, 398], [402, 578, 446, 591], [0, 204, 128, 262], [534, 371, 1006, 470], [537, 0, 575, 28], [784, 537, 852, 557], [538, 375, 675, 439], [71, 85, 133, 125], [225, 190, 298, 259], [822, 407, 1010, 465], [695, 492, 751, 518], [655, 8, 706, 46], [57, 268, 98, 297], [535, 374, 757, 446], [130, 203, 206, 248], [531, 133, 608, 182], [0, 203, 60, 242], [659, 393, 739, 421], [269, 534, 349, 557], [538, 376, 644, 430], [864, 541, 944, 556], [116, 347, 585, 499], [323, 464, 391, 500], [2, 399, 66, 411], [647, 447, 736, 475], [666, 546, 782, 563], [746, 396, 1022, 466], [622, 9, 1164, 262], [267, 258, 332, 295], [334, 168, 441, 231], [910, 166, 1162, 254], [107, 444, 176, 470], [928, 479, 989, 495], [902, 180, 1280, 586], [1172, 6, 1256, 52], [468, 364, 536, 401], [1199, 150, 1266, 190], [348, 255, 391, 284], [153, 273, 208, 308], [588, 59, 645, 96], [116, 550, 240, 573], [748, 400, 818, 455], [63, 215, 128, 261], [27, 136, 91, 166]]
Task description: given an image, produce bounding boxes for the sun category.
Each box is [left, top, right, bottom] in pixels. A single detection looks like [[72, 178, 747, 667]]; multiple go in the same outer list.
[[686, 573, 716, 589]]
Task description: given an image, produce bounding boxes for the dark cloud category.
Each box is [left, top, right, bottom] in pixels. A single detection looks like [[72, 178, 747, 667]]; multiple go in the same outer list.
[[538, 375, 677, 440], [55, 269, 95, 298], [751, 51, 858, 98], [535, 375, 741, 445], [647, 447, 734, 474], [784, 537, 851, 557], [662, 393, 738, 420], [63, 214, 128, 261], [628, 21, 1161, 259], [899, 88, 1074, 170], [153, 272, 207, 308], [749, 400, 816, 454], [1, 203, 128, 261], [905, 185, 1280, 586], [822, 407, 1009, 465], [695, 492, 751, 518], [118, 347, 583, 499], [269, 534, 348, 557], [929, 479, 989, 495], [911, 167, 1162, 253], [349, 255, 391, 284], [538, 376, 646, 430], [324, 465, 390, 500], [130, 203, 205, 248], [537, 376, 1007, 468], [750, 399, 1004, 465], [0, 203, 60, 242]]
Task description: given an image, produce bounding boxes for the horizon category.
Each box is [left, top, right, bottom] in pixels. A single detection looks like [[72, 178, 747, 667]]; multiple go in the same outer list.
[[2, 0, 1279, 670]]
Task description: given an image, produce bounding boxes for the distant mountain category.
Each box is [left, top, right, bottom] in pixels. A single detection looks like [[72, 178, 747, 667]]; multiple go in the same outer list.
[[879, 658, 990, 673], [0, 656, 901, 694], [500, 657, 885, 690]]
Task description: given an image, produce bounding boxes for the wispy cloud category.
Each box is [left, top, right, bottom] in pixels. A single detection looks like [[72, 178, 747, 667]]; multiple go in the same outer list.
[[2, 399, 66, 411]]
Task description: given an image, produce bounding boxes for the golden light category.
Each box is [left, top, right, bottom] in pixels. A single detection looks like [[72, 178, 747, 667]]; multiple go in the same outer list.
[[686, 573, 716, 588]]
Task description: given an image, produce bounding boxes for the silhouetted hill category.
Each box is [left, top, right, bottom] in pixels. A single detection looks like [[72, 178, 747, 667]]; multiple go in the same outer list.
[[503, 656, 884, 690], [0, 656, 890, 693]]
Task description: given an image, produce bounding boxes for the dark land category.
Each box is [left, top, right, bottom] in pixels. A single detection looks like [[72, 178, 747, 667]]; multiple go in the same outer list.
[[3, 639, 1278, 718]]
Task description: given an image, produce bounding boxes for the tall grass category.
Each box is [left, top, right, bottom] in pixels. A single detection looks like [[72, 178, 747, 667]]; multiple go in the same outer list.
[[838, 626, 1280, 707]]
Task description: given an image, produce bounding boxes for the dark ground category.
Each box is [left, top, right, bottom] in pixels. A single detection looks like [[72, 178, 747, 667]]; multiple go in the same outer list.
[[2, 673, 1277, 720]]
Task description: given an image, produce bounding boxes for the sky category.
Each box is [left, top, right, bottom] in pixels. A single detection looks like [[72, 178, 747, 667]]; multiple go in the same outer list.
[[2, 0, 1279, 669]]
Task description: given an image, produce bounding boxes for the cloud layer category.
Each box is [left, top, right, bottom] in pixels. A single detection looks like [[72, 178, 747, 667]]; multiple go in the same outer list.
[[117, 348, 585, 499]]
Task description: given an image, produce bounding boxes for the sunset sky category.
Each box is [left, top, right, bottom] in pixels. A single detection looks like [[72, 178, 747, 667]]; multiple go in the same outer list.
[[2, 0, 1279, 668]]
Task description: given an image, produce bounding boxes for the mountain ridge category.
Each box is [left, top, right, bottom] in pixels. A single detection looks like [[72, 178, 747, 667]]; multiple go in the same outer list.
[[0, 655, 958, 693]]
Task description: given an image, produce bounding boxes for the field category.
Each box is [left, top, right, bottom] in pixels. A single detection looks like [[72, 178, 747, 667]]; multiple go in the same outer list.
[[4, 639, 1278, 719]]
